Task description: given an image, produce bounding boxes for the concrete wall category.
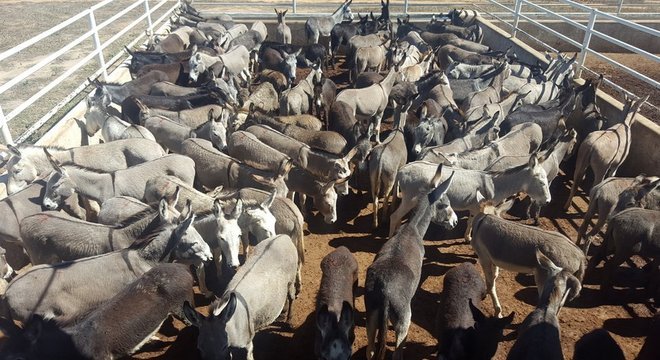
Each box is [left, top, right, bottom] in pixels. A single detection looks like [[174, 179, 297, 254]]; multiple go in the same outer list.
[[479, 17, 659, 177]]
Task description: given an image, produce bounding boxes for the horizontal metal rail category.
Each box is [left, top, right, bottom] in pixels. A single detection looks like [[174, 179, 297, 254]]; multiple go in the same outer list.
[[0, 0, 180, 144]]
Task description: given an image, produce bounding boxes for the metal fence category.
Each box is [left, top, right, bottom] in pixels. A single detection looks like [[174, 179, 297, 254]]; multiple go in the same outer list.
[[0, 0, 657, 144], [479, 0, 659, 111], [0, 0, 180, 144]]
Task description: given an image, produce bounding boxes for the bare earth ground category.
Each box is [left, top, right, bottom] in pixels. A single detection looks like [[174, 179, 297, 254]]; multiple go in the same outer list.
[[0, 1, 657, 359]]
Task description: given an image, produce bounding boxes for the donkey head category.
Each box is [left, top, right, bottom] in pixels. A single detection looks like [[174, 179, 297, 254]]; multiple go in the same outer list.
[[427, 164, 458, 229], [188, 52, 207, 83], [523, 154, 552, 205], [621, 94, 649, 126], [208, 109, 228, 151], [316, 301, 355, 360], [342, 0, 355, 22], [184, 292, 237, 360], [0, 247, 14, 281], [534, 250, 582, 312], [275, 8, 288, 23], [318, 180, 340, 224], [213, 199, 243, 270], [241, 191, 277, 242], [612, 176, 660, 215], [282, 49, 301, 85], [5, 145, 39, 195], [173, 211, 212, 264], [43, 150, 76, 210]]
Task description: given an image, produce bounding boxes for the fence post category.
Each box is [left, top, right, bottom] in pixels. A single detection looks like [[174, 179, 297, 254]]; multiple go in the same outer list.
[[616, 0, 624, 16], [144, 0, 153, 31], [0, 106, 13, 145], [404, 0, 409, 14], [575, 10, 597, 79], [512, 0, 523, 38], [292, 0, 297, 14], [88, 9, 108, 81]]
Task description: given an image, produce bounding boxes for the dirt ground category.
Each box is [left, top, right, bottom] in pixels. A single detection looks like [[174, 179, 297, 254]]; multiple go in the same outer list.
[[124, 61, 657, 360]]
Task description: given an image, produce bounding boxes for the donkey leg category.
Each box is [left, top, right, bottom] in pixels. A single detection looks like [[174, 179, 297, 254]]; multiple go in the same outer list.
[[564, 150, 589, 210], [389, 195, 418, 237], [196, 264, 213, 299], [482, 260, 503, 318], [392, 307, 412, 360], [366, 308, 379, 360], [464, 214, 475, 244]]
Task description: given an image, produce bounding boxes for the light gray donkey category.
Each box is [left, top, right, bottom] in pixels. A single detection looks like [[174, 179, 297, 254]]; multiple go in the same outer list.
[[275, 8, 292, 44], [280, 62, 323, 115], [564, 95, 648, 210], [42, 152, 195, 209], [305, 0, 354, 44], [184, 234, 298, 360], [365, 166, 455, 360], [84, 86, 155, 142]]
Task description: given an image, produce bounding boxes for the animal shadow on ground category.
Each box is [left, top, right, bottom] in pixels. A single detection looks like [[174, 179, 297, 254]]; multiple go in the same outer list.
[[604, 316, 652, 338], [153, 326, 201, 359], [329, 234, 382, 254]]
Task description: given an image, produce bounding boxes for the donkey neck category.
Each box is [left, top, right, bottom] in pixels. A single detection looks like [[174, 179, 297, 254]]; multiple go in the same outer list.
[[65, 167, 115, 203], [379, 69, 398, 95], [407, 197, 434, 237], [136, 226, 177, 262], [118, 212, 161, 239], [331, 5, 346, 23], [488, 168, 534, 203]]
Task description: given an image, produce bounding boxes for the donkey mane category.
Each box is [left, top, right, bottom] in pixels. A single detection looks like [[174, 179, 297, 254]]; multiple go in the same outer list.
[[60, 163, 114, 174], [127, 221, 174, 250], [19, 144, 68, 151], [115, 207, 160, 228]]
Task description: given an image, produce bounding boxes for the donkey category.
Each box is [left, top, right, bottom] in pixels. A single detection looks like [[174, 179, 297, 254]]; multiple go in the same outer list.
[[0, 263, 194, 360], [42, 152, 195, 209], [611, 176, 660, 215], [369, 98, 413, 228], [590, 207, 660, 292], [315, 246, 358, 360], [285, 166, 342, 224], [184, 234, 298, 360], [460, 62, 510, 115], [436, 262, 514, 360], [145, 104, 225, 128], [411, 100, 449, 156], [564, 95, 648, 210], [92, 70, 169, 104], [4, 212, 209, 324], [305, 0, 354, 44], [471, 198, 586, 317], [275, 8, 292, 44], [20, 196, 178, 265], [335, 65, 399, 142], [259, 47, 300, 86], [365, 167, 455, 360], [180, 137, 292, 196], [227, 130, 292, 173], [189, 45, 250, 82], [84, 86, 156, 142], [506, 251, 582, 360], [573, 329, 625, 360], [246, 124, 358, 182], [352, 39, 389, 83], [389, 156, 551, 239], [280, 62, 323, 115], [2, 139, 165, 195], [418, 113, 499, 161]]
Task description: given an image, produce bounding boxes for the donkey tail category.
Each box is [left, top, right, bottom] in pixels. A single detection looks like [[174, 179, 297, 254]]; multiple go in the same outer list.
[[377, 299, 389, 360]]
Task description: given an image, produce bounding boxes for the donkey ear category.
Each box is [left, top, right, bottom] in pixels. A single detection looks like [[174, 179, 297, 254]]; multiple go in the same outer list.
[[262, 190, 276, 209], [476, 190, 486, 203], [636, 178, 660, 201], [339, 301, 354, 335], [535, 249, 560, 273], [230, 199, 243, 220], [44, 149, 64, 174], [212, 199, 223, 217], [167, 186, 181, 207], [7, 144, 21, 158], [219, 292, 238, 322], [158, 197, 170, 220], [528, 154, 538, 168], [183, 300, 204, 326], [316, 304, 331, 337], [428, 171, 454, 204], [469, 298, 486, 323]]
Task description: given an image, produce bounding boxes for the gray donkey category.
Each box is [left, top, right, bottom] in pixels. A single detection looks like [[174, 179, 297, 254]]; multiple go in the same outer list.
[[184, 234, 298, 360], [84, 86, 155, 142], [506, 251, 582, 360], [365, 166, 455, 360], [305, 0, 354, 44], [42, 152, 195, 210], [275, 8, 292, 44], [564, 94, 648, 210], [0, 263, 194, 360], [315, 246, 358, 360], [4, 212, 208, 325], [471, 198, 586, 317], [20, 196, 178, 265]]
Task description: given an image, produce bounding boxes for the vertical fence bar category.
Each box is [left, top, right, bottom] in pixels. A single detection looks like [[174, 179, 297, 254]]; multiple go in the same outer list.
[[88, 9, 108, 81], [404, 0, 409, 14], [292, 0, 297, 14], [616, 0, 624, 16], [0, 106, 13, 145], [575, 10, 597, 79], [512, 0, 523, 38], [144, 0, 153, 31]]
